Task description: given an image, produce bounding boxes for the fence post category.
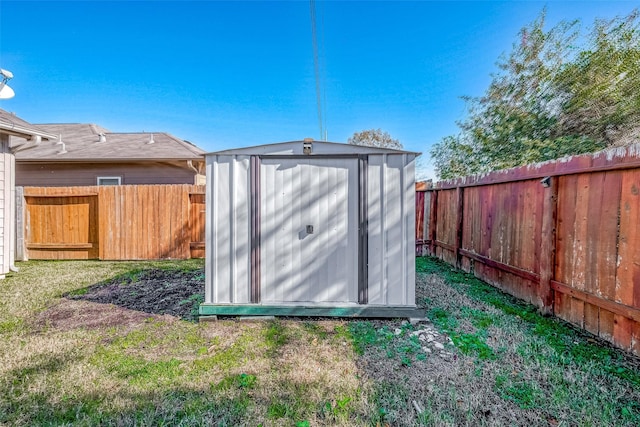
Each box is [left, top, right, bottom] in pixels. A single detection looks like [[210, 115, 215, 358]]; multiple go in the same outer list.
[[455, 186, 464, 269], [428, 189, 438, 256], [539, 177, 558, 315]]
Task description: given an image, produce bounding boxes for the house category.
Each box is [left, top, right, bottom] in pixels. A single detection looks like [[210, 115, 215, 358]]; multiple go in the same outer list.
[[200, 139, 423, 318], [0, 109, 206, 186], [0, 110, 58, 277]]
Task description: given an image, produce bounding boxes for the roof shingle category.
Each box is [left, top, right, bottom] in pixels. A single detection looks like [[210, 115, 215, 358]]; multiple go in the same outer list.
[[0, 110, 206, 161]]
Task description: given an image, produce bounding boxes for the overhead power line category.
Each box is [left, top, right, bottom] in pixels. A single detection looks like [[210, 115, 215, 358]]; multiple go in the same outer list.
[[310, 0, 327, 141]]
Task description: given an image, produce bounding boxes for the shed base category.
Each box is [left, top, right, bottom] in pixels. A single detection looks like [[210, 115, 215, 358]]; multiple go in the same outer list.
[[199, 303, 425, 318]]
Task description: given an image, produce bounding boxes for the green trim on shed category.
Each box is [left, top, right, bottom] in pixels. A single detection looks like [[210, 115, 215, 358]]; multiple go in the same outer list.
[[199, 303, 425, 318]]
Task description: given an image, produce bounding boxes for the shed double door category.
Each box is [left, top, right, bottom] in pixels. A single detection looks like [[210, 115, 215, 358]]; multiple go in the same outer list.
[[260, 158, 359, 303]]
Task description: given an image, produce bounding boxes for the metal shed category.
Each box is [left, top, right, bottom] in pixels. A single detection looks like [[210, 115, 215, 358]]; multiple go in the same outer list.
[[199, 140, 423, 318]]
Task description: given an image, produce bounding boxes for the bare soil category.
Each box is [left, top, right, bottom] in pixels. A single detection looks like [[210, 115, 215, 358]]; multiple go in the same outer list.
[[67, 268, 205, 321]]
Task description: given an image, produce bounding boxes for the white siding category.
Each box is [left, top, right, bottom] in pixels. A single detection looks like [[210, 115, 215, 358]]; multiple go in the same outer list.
[[367, 155, 385, 304], [204, 141, 417, 309], [404, 157, 416, 306], [367, 154, 416, 306], [205, 155, 251, 303], [0, 136, 11, 277]]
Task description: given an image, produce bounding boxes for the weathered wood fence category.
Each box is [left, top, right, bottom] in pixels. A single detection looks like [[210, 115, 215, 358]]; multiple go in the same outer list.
[[416, 144, 640, 355], [18, 184, 205, 260]]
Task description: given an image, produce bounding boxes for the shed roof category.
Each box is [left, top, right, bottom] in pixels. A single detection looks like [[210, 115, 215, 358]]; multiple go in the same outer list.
[[207, 140, 420, 157]]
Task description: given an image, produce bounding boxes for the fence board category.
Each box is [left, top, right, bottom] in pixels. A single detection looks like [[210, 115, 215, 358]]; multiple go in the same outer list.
[[22, 184, 204, 260], [422, 143, 640, 355], [616, 169, 640, 352], [189, 193, 206, 258]]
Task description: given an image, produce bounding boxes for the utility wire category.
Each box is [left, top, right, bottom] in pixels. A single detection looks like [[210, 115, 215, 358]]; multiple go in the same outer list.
[[310, 0, 326, 140]]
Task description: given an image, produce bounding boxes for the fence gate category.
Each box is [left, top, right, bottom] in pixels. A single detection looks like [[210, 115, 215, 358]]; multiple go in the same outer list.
[[24, 189, 99, 260]]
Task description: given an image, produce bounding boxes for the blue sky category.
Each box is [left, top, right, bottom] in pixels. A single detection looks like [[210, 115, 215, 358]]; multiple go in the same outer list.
[[0, 1, 637, 179]]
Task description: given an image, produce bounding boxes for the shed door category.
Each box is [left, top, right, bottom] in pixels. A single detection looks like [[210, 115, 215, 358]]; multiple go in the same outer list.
[[260, 158, 359, 303]]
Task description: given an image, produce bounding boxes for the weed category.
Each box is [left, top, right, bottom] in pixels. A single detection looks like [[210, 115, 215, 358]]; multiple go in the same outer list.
[[212, 373, 257, 391], [179, 293, 204, 322], [264, 320, 288, 355], [237, 373, 257, 389]]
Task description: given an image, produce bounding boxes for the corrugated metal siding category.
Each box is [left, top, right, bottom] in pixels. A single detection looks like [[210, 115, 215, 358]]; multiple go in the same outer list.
[[367, 154, 415, 306], [206, 155, 251, 303], [205, 143, 417, 309], [404, 158, 416, 306], [260, 158, 358, 303]]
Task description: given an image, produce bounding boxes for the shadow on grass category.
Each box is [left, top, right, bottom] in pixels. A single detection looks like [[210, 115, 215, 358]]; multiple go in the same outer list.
[[1, 382, 249, 426]]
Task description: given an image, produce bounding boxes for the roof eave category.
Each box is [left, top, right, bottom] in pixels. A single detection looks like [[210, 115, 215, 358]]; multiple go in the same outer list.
[[15, 157, 205, 163], [207, 140, 420, 156], [0, 122, 59, 141]]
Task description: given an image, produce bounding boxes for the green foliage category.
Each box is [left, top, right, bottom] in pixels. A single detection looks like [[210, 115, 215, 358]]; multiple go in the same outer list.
[[179, 293, 204, 322], [557, 10, 640, 144], [432, 8, 639, 179], [348, 128, 402, 149]]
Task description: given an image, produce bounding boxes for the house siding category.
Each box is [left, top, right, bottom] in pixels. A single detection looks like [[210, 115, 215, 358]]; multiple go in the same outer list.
[[16, 161, 202, 186], [0, 135, 14, 277]]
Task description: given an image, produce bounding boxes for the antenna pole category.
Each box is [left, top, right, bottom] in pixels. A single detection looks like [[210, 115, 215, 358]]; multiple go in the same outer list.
[[310, 0, 325, 141]]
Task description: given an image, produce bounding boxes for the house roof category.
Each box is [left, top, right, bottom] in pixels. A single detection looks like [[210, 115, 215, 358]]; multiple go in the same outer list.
[[8, 120, 205, 162], [208, 140, 420, 156], [0, 109, 58, 141]]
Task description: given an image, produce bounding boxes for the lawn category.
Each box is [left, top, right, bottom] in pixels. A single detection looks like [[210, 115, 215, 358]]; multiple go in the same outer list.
[[0, 258, 638, 426]]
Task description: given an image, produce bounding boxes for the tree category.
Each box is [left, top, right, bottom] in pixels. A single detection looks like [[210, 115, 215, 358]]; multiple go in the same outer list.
[[555, 10, 640, 146], [348, 129, 402, 149], [431, 9, 638, 179]]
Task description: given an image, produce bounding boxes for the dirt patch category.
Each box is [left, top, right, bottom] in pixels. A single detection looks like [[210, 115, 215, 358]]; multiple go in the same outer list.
[[67, 268, 205, 321], [33, 299, 176, 333]]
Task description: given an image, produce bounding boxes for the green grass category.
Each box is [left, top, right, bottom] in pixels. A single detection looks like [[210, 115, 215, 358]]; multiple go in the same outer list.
[[3, 257, 639, 426], [419, 256, 640, 387], [412, 256, 640, 425], [348, 321, 425, 366], [0, 260, 370, 426]]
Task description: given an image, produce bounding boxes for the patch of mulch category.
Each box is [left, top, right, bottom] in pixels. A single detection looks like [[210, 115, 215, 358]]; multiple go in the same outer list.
[[68, 268, 205, 321]]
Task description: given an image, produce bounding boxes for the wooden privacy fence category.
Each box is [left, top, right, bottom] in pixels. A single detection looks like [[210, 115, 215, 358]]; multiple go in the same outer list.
[[18, 184, 206, 260], [416, 144, 640, 355]]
